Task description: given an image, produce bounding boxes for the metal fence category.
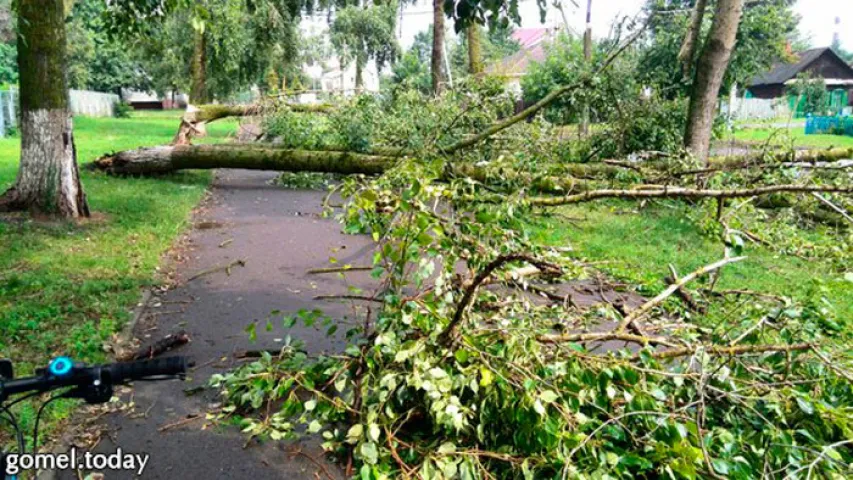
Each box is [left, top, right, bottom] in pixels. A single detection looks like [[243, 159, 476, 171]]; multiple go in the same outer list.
[[805, 116, 853, 136], [0, 89, 17, 137], [0, 89, 121, 137]]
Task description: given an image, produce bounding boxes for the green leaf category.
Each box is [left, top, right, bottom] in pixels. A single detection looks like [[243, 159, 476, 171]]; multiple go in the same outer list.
[[368, 423, 380, 442], [437, 442, 456, 454], [479, 367, 494, 387], [539, 390, 559, 403], [711, 458, 731, 475], [346, 424, 363, 444], [308, 420, 322, 433], [796, 397, 815, 415], [360, 442, 378, 465]]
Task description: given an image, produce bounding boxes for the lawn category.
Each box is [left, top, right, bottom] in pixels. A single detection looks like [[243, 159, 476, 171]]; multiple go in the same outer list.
[[0, 111, 236, 439], [533, 201, 852, 323], [727, 124, 853, 149]]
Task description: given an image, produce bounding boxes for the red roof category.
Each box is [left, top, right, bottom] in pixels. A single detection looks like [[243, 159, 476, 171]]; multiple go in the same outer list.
[[487, 28, 553, 77], [511, 28, 550, 49]]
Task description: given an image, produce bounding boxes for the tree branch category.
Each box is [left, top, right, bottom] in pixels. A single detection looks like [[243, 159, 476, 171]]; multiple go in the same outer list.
[[643, 342, 812, 360], [617, 256, 746, 331], [537, 332, 678, 348], [438, 254, 561, 346], [530, 185, 853, 206]]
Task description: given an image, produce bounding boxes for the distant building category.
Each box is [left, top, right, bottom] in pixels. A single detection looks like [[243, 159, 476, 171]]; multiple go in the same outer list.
[[316, 58, 381, 95], [122, 90, 188, 110], [747, 47, 853, 108], [485, 27, 559, 94]]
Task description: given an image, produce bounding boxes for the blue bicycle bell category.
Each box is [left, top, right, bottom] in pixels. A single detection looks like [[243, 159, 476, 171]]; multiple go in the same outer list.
[[48, 357, 74, 377]]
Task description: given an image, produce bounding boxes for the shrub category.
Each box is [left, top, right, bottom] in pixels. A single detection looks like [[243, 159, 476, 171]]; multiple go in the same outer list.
[[113, 101, 133, 118]]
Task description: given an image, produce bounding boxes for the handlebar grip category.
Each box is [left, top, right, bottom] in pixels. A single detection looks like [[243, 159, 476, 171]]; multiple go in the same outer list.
[[106, 356, 188, 383]]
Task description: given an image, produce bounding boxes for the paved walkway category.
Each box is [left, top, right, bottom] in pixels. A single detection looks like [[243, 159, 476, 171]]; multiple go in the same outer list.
[[60, 170, 378, 479]]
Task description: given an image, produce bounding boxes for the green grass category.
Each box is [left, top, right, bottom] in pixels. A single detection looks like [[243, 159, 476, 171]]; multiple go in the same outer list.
[[0, 111, 236, 441], [533, 202, 853, 323], [727, 125, 853, 149]]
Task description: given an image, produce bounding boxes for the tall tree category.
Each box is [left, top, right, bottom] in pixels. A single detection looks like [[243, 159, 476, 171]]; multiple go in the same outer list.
[[467, 24, 483, 75], [431, 0, 446, 94], [677, 0, 707, 76], [330, 1, 399, 90], [684, 0, 744, 163], [190, 23, 209, 103], [0, 0, 88, 216]]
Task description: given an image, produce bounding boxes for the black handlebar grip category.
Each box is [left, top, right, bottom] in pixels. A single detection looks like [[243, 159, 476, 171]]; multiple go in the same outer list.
[[106, 356, 188, 383]]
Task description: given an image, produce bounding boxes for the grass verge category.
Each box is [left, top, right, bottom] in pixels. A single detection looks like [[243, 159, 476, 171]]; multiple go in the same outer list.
[[728, 125, 853, 149], [0, 111, 236, 443], [532, 201, 852, 323]]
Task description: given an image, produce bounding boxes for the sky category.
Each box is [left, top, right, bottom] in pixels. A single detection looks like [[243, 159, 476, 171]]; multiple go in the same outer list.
[[393, 0, 853, 52]]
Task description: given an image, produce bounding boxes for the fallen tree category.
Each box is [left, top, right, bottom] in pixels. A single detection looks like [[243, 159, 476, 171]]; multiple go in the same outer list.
[[93, 144, 604, 195], [95, 144, 391, 176], [173, 102, 333, 145]]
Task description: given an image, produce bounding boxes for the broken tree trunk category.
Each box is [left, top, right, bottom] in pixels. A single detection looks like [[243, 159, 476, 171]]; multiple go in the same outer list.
[[92, 144, 601, 195], [172, 103, 333, 146], [95, 145, 392, 176]]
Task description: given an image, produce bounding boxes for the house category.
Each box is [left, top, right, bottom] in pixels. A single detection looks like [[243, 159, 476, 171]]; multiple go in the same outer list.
[[747, 47, 853, 105], [315, 58, 381, 95], [485, 27, 558, 95], [122, 90, 188, 110]]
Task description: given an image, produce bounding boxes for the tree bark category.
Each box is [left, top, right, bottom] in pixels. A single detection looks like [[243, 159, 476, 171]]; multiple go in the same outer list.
[[677, 0, 708, 77], [190, 28, 209, 104], [92, 144, 600, 195], [172, 103, 332, 146], [94, 145, 393, 176], [0, 0, 89, 217], [467, 24, 483, 75], [355, 61, 364, 90], [684, 0, 744, 164], [431, 0, 446, 94]]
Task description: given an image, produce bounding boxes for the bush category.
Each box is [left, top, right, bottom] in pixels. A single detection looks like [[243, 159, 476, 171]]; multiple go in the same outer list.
[[113, 101, 133, 118], [590, 97, 687, 157], [521, 33, 639, 126]]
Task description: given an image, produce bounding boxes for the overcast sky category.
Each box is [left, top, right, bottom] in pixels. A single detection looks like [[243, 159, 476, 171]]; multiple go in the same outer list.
[[394, 0, 853, 52]]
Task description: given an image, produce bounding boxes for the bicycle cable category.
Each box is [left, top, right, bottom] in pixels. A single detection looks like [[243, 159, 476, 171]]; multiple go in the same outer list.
[[32, 392, 68, 453]]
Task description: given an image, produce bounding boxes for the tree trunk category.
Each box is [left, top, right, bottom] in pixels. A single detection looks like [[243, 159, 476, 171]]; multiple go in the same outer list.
[[190, 28, 208, 104], [684, 0, 743, 164], [0, 0, 89, 217], [92, 144, 600, 195], [467, 24, 483, 75], [171, 103, 333, 146], [677, 0, 708, 77], [95, 145, 392, 176], [355, 61, 364, 90], [431, 0, 446, 94]]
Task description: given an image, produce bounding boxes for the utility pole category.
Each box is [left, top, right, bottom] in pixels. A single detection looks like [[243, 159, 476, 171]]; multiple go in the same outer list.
[[580, 0, 592, 137]]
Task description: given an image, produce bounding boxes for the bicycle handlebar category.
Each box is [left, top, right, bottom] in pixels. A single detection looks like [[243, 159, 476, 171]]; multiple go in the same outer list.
[[0, 356, 188, 402]]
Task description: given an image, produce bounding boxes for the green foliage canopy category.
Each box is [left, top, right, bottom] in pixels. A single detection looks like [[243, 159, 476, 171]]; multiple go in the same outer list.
[[330, 1, 400, 87]]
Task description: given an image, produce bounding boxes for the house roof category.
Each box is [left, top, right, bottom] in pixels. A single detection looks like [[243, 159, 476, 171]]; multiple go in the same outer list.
[[486, 27, 553, 77], [511, 28, 550, 49], [750, 47, 853, 86], [487, 44, 547, 77]]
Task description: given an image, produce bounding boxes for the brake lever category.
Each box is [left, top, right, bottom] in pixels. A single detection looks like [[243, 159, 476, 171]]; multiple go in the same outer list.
[[62, 367, 114, 404]]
